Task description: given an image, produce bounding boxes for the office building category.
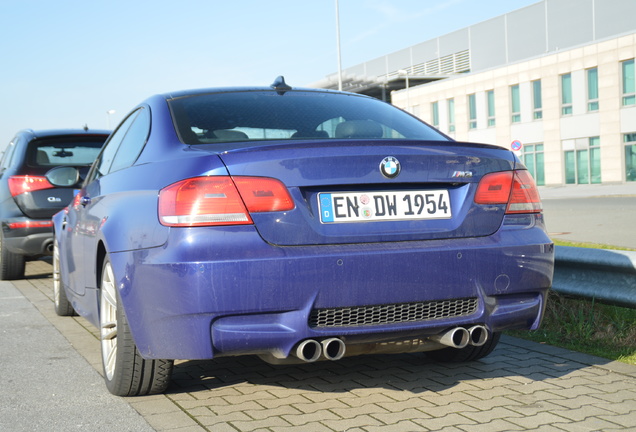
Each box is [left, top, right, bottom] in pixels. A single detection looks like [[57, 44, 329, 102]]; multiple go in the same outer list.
[[316, 0, 636, 186]]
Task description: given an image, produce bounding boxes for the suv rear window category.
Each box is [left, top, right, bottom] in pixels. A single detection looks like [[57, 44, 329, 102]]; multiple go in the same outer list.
[[27, 137, 105, 167]]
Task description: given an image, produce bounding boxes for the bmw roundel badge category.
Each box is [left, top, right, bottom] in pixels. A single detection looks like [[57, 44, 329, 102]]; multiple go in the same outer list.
[[380, 156, 400, 179]]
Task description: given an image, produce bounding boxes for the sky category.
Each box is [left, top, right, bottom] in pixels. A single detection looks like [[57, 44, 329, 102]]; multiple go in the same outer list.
[[0, 0, 540, 146]]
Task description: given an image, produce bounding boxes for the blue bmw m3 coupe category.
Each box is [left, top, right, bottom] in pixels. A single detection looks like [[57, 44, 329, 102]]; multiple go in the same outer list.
[[52, 77, 554, 396]]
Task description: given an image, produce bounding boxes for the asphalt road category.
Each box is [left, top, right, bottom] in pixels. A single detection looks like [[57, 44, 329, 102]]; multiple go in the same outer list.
[[0, 277, 154, 432], [543, 196, 636, 248]]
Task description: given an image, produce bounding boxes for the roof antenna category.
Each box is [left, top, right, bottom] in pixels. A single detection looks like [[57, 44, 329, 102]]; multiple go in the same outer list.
[[271, 76, 291, 94], [83, 124, 89, 131]]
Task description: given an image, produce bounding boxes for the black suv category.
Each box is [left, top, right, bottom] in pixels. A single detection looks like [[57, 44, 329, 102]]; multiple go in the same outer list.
[[0, 129, 109, 279]]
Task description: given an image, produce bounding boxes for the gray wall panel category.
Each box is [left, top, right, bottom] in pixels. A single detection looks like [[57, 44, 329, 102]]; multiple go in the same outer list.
[[547, 0, 593, 51], [388, 48, 412, 72], [412, 40, 438, 66], [347, 64, 367, 77], [595, 0, 636, 39], [470, 16, 507, 71], [438, 28, 469, 56], [507, 3, 547, 63], [332, 0, 635, 85], [364, 57, 387, 77]]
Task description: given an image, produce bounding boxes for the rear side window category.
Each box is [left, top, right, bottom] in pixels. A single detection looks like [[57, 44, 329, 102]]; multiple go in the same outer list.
[[95, 111, 140, 176], [169, 90, 449, 147], [109, 107, 150, 173], [0, 140, 18, 170], [92, 107, 149, 178], [27, 137, 105, 167]]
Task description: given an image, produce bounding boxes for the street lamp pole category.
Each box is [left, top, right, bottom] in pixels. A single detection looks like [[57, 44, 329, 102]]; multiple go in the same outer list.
[[106, 109, 116, 129], [398, 70, 410, 111]]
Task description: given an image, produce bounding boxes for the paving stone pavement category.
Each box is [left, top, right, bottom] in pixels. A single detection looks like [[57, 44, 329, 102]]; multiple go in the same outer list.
[[12, 259, 636, 431]]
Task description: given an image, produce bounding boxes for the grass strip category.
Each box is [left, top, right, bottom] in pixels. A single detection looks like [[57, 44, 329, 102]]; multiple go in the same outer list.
[[507, 238, 636, 365], [507, 291, 636, 365]]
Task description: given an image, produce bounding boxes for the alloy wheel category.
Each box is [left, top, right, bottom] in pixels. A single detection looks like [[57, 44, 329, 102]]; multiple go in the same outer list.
[[53, 243, 61, 309], [100, 261, 118, 380]]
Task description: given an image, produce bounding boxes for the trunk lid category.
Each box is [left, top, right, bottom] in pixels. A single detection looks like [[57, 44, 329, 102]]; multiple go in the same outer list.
[[14, 187, 78, 219], [211, 140, 517, 246]]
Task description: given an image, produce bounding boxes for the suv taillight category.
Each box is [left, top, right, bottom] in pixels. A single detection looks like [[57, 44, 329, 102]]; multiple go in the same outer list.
[[474, 170, 542, 214], [8, 175, 54, 197], [158, 176, 294, 227]]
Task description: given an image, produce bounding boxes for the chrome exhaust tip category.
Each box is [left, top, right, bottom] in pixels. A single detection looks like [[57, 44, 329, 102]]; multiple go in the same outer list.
[[430, 327, 470, 349], [321, 338, 346, 361], [468, 325, 488, 346], [294, 339, 322, 362]]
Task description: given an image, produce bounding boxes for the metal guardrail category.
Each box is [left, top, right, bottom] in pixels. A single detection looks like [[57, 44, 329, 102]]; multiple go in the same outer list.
[[552, 246, 636, 308]]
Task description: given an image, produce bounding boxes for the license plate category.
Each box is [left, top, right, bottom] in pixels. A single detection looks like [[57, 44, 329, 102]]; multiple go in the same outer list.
[[319, 190, 451, 223]]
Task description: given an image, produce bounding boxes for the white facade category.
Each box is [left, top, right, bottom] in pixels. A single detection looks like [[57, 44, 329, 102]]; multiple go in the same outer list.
[[320, 0, 636, 186], [391, 33, 636, 186]]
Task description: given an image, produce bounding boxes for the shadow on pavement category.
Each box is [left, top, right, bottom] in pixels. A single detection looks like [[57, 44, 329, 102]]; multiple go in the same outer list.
[[165, 339, 610, 397]]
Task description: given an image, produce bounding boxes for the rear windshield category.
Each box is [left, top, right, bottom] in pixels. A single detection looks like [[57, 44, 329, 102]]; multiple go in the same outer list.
[[27, 136, 106, 167], [169, 90, 450, 147]]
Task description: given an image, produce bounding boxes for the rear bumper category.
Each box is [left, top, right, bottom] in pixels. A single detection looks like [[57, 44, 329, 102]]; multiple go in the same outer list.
[[109, 214, 554, 360], [209, 291, 546, 360], [2, 219, 54, 257]]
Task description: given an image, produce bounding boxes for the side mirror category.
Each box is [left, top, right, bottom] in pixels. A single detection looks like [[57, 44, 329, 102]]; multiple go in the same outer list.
[[45, 166, 80, 187]]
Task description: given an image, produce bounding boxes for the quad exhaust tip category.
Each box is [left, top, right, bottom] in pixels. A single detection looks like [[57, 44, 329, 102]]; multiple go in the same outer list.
[[292, 327, 488, 363], [321, 338, 346, 361], [294, 338, 347, 362], [295, 339, 322, 362], [430, 327, 470, 349], [429, 325, 490, 349], [468, 325, 488, 346]]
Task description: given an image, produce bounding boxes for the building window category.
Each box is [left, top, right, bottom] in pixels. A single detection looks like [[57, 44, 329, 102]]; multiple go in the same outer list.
[[522, 144, 545, 186], [561, 73, 573, 115], [447, 98, 455, 133], [468, 94, 477, 129], [588, 137, 601, 184], [564, 137, 601, 184], [622, 59, 635, 106], [532, 80, 543, 119], [510, 85, 521, 123], [487, 90, 495, 127], [587, 67, 599, 111], [431, 102, 439, 128], [625, 133, 636, 182]]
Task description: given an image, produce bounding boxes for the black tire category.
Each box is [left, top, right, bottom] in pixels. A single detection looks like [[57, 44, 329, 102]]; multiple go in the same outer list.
[[53, 241, 76, 316], [99, 257, 173, 396], [0, 231, 25, 280], [427, 331, 501, 362]]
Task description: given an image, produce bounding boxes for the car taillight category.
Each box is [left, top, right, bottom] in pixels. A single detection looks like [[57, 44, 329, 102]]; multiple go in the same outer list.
[[507, 170, 542, 213], [7, 220, 54, 229], [475, 170, 542, 214], [158, 176, 294, 227], [71, 193, 83, 209], [8, 175, 54, 197], [474, 171, 513, 204]]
